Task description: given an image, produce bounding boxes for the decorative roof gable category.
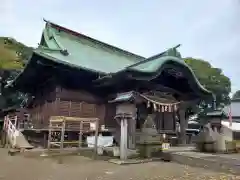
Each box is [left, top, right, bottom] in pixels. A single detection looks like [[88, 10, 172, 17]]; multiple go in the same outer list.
[[35, 20, 145, 74]]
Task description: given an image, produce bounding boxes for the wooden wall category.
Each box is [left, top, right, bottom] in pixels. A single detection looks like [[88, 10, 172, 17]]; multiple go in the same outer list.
[[155, 112, 176, 132], [26, 84, 177, 133], [28, 86, 116, 129], [104, 104, 117, 128], [28, 83, 57, 129]]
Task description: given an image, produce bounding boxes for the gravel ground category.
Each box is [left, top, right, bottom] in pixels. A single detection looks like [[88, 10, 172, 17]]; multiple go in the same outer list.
[[0, 149, 239, 180]]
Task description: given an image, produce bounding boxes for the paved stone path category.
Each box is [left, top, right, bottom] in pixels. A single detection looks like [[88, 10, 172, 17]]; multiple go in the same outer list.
[[0, 149, 239, 180]]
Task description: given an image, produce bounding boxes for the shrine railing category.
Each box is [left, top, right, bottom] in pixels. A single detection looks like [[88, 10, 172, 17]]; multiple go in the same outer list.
[[3, 115, 19, 147]]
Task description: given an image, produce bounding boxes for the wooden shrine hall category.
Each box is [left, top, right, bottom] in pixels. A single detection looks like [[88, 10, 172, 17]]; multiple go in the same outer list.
[[5, 20, 213, 158]]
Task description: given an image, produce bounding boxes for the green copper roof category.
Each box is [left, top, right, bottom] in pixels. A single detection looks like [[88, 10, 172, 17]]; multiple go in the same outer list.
[[126, 55, 211, 94], [35, 21, 144, 74], [127, 56, 185, 72], [131, 56, 211, 93], [8, 20, 212, 98], [95, 54, 212, 96]]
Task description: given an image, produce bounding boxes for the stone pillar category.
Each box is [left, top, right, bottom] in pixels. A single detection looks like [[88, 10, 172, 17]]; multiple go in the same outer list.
[[120, 118, 128, 160], [128, 117, 136, 149], [116, 103, 136, 160]]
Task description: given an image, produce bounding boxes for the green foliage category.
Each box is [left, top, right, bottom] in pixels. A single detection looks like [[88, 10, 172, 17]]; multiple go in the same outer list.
[[0, 37, 32, 68], [232, 90, 240, 100], [0, 37, 32, 109], [184, 57, 231, 108]]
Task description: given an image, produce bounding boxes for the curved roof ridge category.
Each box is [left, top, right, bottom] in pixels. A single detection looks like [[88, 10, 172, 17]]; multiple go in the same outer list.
[[126, 44, 181, 69]]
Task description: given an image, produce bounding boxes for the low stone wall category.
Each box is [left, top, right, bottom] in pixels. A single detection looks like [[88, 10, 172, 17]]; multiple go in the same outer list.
[[164, 151, 240, 175]]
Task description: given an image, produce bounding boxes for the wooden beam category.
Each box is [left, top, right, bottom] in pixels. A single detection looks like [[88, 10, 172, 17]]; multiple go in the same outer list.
[[49, 116, 99, 122]]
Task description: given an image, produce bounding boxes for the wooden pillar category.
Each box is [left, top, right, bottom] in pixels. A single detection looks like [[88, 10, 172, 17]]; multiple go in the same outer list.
[[47, 122, 52, 152], [43, 132, 47, 148], [57, 120, 65, 164], [93, 120, 99, 160], [79, 121, 83, 148], [60, 120, 65, 151], [120, 118, 128, 160], [179, 109, 186, 145], [178, 100, 197, 145], [14, 116, 17, 127], [1, 130, 6, 147]]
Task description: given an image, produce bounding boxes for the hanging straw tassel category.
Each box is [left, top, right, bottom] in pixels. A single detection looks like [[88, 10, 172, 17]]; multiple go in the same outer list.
[[153, 103, 157, 111], [165, 105, 168, 112], [161, 105, 165, 112], [147, 101, 150, 108], [168, 105, 172, 112], [174, 104, 177, 111]]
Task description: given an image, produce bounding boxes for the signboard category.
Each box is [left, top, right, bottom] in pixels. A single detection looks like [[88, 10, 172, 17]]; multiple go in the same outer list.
[[162, 143, 170, 150]]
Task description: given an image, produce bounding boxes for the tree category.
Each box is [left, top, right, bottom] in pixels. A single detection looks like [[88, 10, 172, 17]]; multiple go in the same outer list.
[[184, 57, 231, 108], [0, 37, 32, 109], [164, 46, 231, 109], [232, 90, 240, 100], [175, 57, 231, 144]]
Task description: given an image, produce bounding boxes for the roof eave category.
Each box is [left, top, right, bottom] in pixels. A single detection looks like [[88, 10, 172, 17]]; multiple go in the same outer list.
[[93, 58, 212, 99], [34, 49, 107, 75], [123, 56, 212, 97], [128, 56, 211, 92]]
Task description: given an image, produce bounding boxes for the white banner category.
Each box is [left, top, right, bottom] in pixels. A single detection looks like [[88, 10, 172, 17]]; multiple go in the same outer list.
[[87, 136, 114, 148]]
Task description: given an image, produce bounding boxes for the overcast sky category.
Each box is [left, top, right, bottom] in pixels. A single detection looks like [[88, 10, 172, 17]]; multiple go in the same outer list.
[[1, 0, 240, 93]]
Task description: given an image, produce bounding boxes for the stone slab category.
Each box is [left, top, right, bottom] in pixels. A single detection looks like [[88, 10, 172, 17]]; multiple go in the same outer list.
[[166, 151, 240, 175], [108, 158, 162, 165]]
